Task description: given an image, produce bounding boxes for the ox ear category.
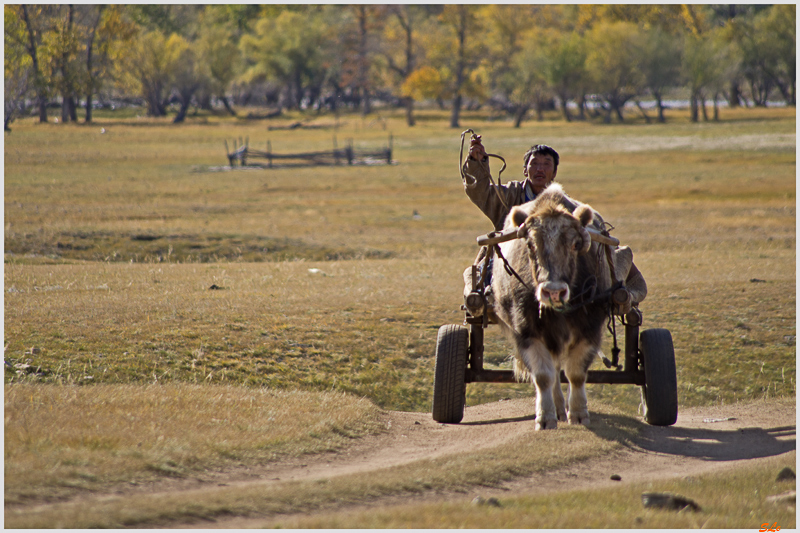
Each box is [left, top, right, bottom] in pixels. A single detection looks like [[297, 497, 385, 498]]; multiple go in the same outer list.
[[510, 206, 529, 231], [574, 205, 594, 253], [574, 204, 594, 228]]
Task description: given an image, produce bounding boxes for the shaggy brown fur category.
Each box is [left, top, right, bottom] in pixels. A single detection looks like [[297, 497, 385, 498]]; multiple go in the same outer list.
[[492, 183, 612, 430]]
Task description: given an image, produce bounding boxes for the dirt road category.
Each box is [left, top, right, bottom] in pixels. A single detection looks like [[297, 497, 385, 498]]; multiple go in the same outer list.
[[9, 397, 793, 528], [175, 397, 795, 528]]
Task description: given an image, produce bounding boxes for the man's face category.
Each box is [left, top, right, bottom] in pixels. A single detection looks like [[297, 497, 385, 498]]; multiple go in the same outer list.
[[524, 153, 557, 194]]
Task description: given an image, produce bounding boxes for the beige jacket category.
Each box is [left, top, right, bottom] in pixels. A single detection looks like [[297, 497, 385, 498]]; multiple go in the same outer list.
[[462, 156, 534, 231]]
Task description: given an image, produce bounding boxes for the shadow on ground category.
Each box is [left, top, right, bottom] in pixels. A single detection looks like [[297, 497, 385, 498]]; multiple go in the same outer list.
[[591, 411, 795, 461]]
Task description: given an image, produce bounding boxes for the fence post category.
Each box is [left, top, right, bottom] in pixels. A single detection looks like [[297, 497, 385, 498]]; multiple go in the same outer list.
[[267, 140, 272, 168], [333, 135, 338, 165], [346, 139, 353, 165], [387, 133, 393, 164]]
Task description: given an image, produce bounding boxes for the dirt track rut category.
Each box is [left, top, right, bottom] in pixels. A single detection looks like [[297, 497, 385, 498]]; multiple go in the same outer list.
[[181, 397, 795, 528]]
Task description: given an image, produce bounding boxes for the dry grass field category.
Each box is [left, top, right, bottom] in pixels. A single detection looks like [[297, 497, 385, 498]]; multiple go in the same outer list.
[[4, 105, 795, 527]]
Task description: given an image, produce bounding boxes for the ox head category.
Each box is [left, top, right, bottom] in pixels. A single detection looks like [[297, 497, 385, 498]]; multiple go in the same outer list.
[[511, 192, 594, 310]]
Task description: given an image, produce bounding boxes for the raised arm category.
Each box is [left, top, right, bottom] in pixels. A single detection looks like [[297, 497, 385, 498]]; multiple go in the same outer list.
[[461, 134, 521, 230]]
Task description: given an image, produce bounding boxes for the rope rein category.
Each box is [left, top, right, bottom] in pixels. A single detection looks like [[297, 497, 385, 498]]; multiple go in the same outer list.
[[460, 129, 509, 211]]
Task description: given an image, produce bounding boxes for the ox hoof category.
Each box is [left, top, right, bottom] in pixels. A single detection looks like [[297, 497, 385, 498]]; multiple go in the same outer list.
[[568, 412, 590, 426], [557, 411, 567, 422], [535, 418, 558, 430]]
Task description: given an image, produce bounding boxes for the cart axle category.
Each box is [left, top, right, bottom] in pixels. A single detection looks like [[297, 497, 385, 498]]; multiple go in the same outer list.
[[466, 369, 646, 386]]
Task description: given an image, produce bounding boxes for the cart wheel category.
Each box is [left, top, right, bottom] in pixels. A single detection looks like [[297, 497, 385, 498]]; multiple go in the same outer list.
[[432, 324, 468, 423], [640, 328, 678, 426]]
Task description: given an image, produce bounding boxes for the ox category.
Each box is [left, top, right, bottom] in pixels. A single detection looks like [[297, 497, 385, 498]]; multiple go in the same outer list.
[[492, 183, 614, 430]]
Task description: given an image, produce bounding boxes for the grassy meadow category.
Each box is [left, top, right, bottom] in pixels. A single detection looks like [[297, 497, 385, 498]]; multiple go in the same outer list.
[[5, 106, 795, 408], [4, 105, 796, 524]]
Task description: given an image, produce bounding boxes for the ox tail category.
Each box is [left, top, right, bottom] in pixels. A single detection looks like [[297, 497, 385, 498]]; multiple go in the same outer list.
[[513, 357, 531, 383]]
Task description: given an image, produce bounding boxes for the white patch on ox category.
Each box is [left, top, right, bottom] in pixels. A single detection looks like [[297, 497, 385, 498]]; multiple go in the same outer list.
[[562, 339, 595, 426], [519, 339, 559, 430]]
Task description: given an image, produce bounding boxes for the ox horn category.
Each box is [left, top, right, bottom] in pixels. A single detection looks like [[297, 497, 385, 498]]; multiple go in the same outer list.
[[585, 227, 620, 246]]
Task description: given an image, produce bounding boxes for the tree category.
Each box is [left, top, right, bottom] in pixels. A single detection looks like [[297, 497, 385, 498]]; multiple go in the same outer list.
[[44, 5, 82, 123], [540, 30, 588, 122], [503, 35, 550, 127], [195, 15, 241, 115], [82, 6, 136, 123], [169, 34, 201, 123], [636, 27, 683, 123], [5, 6, 33, 130], [120, 30, 175, 117], [756, 5, 795, 106], [683, 29, 737, 121], [725, 6, 795, 108], [428, 5, 485, 128], [584, 21, 644, 122], [401, 66, 445, 104], [481, 4, 537, 115], [380, 5, 433, 126], [240, 10, 329, 110], [12, 5, 54, 122]]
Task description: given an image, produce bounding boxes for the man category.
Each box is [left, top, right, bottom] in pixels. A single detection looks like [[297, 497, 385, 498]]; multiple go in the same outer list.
[[463, 134, 560, 230], [461, 134, 646, 314]]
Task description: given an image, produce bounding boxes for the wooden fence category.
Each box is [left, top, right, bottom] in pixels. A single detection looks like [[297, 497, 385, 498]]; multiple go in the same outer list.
[[225, 135, 393, 168]]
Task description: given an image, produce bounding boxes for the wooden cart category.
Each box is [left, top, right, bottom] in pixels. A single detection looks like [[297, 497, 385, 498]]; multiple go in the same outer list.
[[432, 227, 678, 427]]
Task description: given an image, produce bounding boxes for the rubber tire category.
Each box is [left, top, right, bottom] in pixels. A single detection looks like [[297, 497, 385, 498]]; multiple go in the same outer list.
[[432, 324, 469, 423], [640, 328, 679, 426]]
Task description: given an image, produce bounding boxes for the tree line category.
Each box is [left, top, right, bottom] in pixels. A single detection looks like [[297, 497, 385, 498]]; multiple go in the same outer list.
[[4, 5, 795, 131]]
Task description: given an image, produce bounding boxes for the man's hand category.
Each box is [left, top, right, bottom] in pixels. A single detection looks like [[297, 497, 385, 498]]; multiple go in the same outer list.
[[468, 134, 488, 161]]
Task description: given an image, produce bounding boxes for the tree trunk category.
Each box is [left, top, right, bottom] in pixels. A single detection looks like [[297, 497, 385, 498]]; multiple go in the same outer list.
[[513, 104, 529, 127], [713, 92, 719, 121], [655, 92, 666, 123], [85, 93, 93, 123], [67, 96, 77, 122], [404, 97, 415, 126], [728, 80, 741, 108], [450, 5, 467, 129], [700, 93, 709, 121], [220, 96, 237, 116], [633, 99, 651, 124], [612, 99, 625, 122], [21, 6, 48, 123], [559, 97, 571, 122], [173, 99, 191, 123], [60, 5, 76, 123], [450, 93, 462, 128], [690, 92, 699, 122], [62, 99, 70, 123], [84, 6, 104, 124], [357, 6, 371, 117]]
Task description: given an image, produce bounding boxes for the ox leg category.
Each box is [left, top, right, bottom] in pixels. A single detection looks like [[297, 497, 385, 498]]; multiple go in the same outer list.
[[563, 342, 595, 426], [520, 339, 558, 430], [552, 361, 567, 422]]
